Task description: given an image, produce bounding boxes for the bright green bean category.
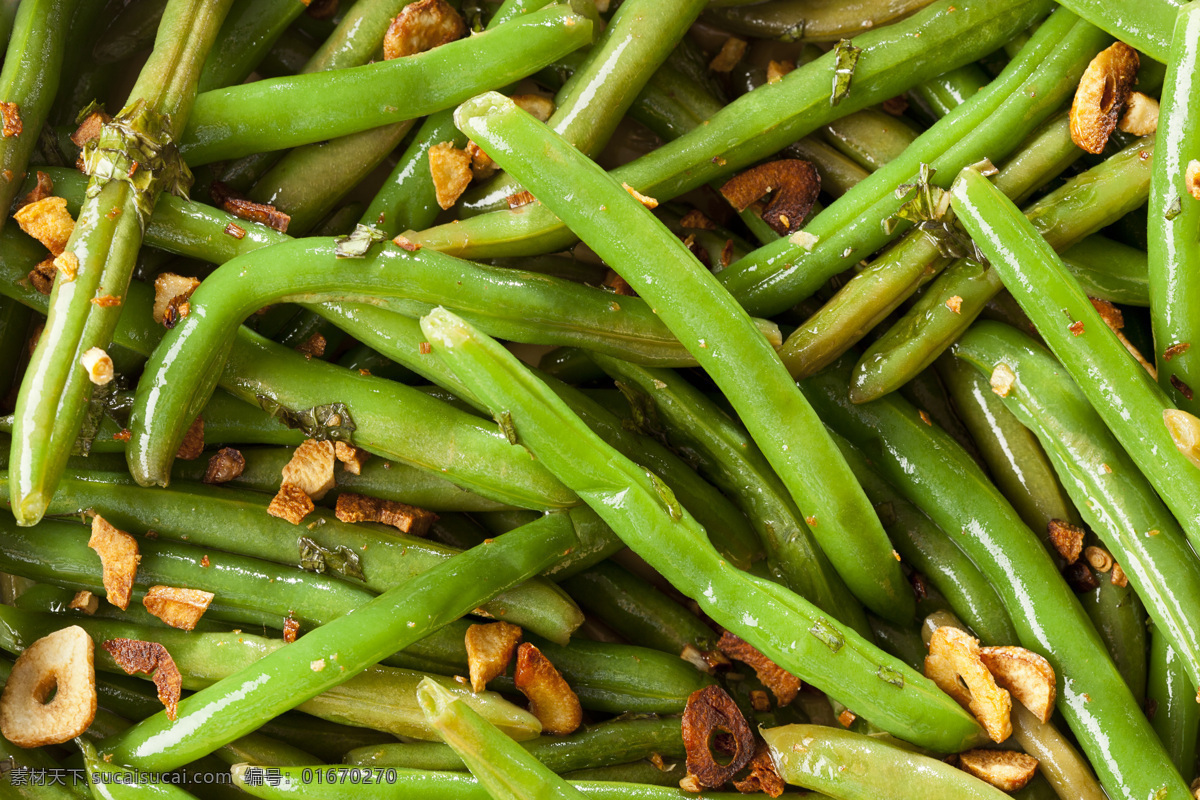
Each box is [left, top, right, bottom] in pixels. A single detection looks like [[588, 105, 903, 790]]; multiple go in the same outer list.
[[455, 91, 914, 625], [179, 6, 594, 165], [420, 307, 986, 752], [950, 166, 1200, 554], [909, 63, 990, 119], [1148, 1, 1200, 413], [1054, 0, 1185, 61], [1059, 235, 1149, 307]]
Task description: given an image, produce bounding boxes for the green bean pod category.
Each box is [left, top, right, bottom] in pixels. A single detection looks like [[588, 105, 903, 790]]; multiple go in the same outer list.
[[703, 0, 936, 40], [1010, 704, 1107, 800], [8, 0, 233, 527], [418, 678, 590, 800], [853, 135, 1156, 403], [716, 8, 1103, 318], [196, 0, 306, 92], [420, 307, 986, 752], [781, 110, 1081, 379], [1059, 235, 1149, 307], [1148, 626, 1200, 781], [408, 0, 1052, 258], [953, 321, 1200, 693], [586, 352, 869, 634], [820, 109, 921, 172], [345, 716, 683, 774], [799, 355, 1191, 800], [462, 0, 707, 215], [455, 92, 914, 625], [170, 446, 513, 513], [1148, 2, 1200, 413], [1054, 0, 1185, 61], [950, 166, 1200, 553], [19, 473, 585, 643], [830, 430, 1019, 647], [909, 63, 990, 119], [1081, 566, 1148, 702], [0, 0, 76, 236], [762, 724, 1006, 798], [81, 739, 196, 800], [179, 5, 593, 165]]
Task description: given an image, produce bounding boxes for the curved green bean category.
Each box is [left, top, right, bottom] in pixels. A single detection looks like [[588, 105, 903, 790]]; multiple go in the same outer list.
[[1059, 235, 1149, 308], [420, 307, 986, 752], [455, 91, 914, 625], [950, 166, 1200, 552], [853, 135, 1156, 402], [407, 0, 1051, 258], [9, 0, 232, 526], [179, 6, 594, 165], [1148, 626, 1200, 781], [799, 355, 1191, 800], [1148, 2, 1200, 413], [1054, 0, 1185, 61], [703, 0, 936, 41]]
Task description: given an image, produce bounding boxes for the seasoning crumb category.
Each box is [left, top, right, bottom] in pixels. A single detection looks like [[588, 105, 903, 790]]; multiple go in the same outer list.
[[0, 101, 21, 137], [224, 222, 245, 239], [946, 295, 963, 313], [622, 183, 658, 209], [918, 410, 932, 426], [709, 37, 747, 73]]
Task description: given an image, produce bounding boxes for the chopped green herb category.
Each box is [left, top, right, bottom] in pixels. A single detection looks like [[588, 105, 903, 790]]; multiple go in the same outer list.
[[497, 410, 518, 444], [831, 39, 861, 106], [808, 618, 844, 653], [1166, 195, 1183, 221], [258, 397, 356, 443], [299, 536, 365, 581], [334, 224, 388, 258], [876, 664, 905, 688], [648, 471, 683, 521]]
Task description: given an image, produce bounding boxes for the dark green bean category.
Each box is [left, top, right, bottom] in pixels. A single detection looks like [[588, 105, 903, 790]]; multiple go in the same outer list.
[[702, 0, 936, 41], [1059, 235, 1149, 307], [821, 108, 920, 172], [909, 63, 990, 119], [1148, 626, 1200, 781], [196, 0, 307, 92]]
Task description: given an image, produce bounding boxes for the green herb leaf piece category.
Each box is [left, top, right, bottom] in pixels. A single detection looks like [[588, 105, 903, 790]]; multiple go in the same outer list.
[[808, 618, 844, 653], [258, 397, 356, 442], [648, 471, 683, 521], [497, 410, 518, 444], [298, 536, 365, 580], [334, 224, 388, 259], [877, 664, 905, 688], [1166, 195, 1183, 221], [831, 39, 861, 106]]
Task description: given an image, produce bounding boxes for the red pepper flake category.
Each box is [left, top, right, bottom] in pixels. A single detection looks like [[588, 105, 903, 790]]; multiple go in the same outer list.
[[127, 161, 139, 178], [0, 102, 22, 138], [113, 429, 132, 442], [224, 223, 246, 239], [918, 410, 932, 426], [200, 555, 210, 568], [90, 295, 122, 308], [393, 234, 421, 252], [805, 515, 817, 527], [105, 206, 121, 220], [283, 616, 300, 643], [1170, 374, 1194, 401], [419, 341, 432, 355], [1164, 342, 1191, 361], [1068, 320, 1085, 336], [838, 709, 857, 727]]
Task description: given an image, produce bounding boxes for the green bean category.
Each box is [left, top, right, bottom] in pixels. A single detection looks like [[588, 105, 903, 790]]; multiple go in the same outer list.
[[408, 0, 1051, 258], [909, 63, 990, 119], [937, 356, 1082, 541], [125, 236, 781, 490], [170, 446, 513, 512], [781, 110, 1080, 380], [559, 762, 686, 788], [390, 616, 715, 714], [463, 0, 705, 215], [1008, 704, 1107, 800], [48, 1, 113, 126], [89, 513, 581, 770], [1054, 0, 1184, 62], [853, 135, 1156, 403], [954, 321, 1200, 696], [1059, 235, 1149, 307], [1082, 566, 1148, 703], [1148, 626, 1200, 781], [345, 716, 682, 774], [196, 0, 307, 92], [799, 355, 1191, 800], [81, 739, 196, 800], [418, 678, 590, 800], [762, 724, 1007, 798], [561, 562, 718, 655], [456, 92, 915, 625], [950, 166, 1200, 553], [1148, 2, 1200, 413], [179, 6, 593, 165], [0, 295, 31, 403], [821, 108, 921, 172], [788, 136, 872, 198], [15, 583, 232, 634], [258, 713, 397, 766], [867, 614, 927, 672], [715, 8, 1100, 319], [20, 472, 585, 643], [420, 307, 986, 751], [8, 0, 233, 527], [702, 0, 937, 41], [586, 352, 868, 634], [231, 766, 751, 800], [0, 515, 374, 631], [0, 0, 76, 237], [830, 430, 1019, 647], [0, 0, 18, 52], [92, 0, 167, 65]]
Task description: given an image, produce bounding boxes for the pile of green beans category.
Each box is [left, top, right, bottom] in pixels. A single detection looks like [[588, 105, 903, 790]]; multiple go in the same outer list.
[[3, 2, 1200, 798]]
